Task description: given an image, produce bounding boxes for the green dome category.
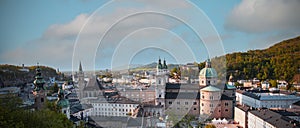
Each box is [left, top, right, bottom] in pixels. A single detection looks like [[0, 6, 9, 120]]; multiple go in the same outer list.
[[199, 67, 217, 78], [56, 99, 69, 108]]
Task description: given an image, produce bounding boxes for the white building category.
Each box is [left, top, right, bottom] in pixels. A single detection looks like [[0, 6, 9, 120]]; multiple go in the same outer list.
[[90, 97, 139, 117], [277, 80, 288, 89], [248, 109, 297, 128], [234, 104, 250, 128], [236, 90, 300, 109]]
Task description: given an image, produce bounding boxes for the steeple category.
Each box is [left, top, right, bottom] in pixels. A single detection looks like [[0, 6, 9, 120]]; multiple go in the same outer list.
[[33, 62, 45, 91], [163, 58, 168, 69], [33, 62, 46, 110], [157, 57, 163, 69], [79, 61, 83, 73]]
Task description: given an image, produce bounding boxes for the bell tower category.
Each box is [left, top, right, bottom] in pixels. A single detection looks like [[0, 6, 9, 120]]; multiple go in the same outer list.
[[155, 58, 168, 107], [33, 63, 46, 110]]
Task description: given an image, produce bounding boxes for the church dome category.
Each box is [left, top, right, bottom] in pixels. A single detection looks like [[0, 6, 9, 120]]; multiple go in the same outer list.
[[199, 59, 217, 78], [56, 99, 70, 108]]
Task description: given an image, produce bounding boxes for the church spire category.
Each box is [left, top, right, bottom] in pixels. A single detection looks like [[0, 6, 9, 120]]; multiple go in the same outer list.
[[163, 58, 168, 69], [79, 61, 83, 73], [157, 57, 162, 69]]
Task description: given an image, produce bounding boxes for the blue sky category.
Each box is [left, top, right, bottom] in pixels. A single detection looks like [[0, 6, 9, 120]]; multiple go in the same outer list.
[[0, 0, 299, 71]]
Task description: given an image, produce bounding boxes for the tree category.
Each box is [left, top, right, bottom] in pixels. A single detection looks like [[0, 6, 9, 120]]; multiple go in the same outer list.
[[205, 124, 216, 128], [269, 80, 277, 88], [0, 95, 73, 128]]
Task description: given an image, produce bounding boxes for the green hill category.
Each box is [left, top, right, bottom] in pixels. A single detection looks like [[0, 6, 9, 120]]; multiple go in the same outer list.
[[211, 36, 300, 82], [0, 64, 59, 87]]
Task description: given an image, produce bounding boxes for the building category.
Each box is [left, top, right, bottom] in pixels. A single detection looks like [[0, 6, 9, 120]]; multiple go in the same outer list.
[[90, 97, 139, 117], [199, 59, 217, 86], [32, 63, 47, 110], [277, 80, 288, 89], [198, 59, 235, 119], [234, 104, 251, 128], [118, 88, 155, 102], [155, 58, 168, 107], [200, 85, 234, 119], [248, 109, 298, 128], [56, 86, 70, 119], [261, 81, 270, 89], [236, 89, 300, 109]]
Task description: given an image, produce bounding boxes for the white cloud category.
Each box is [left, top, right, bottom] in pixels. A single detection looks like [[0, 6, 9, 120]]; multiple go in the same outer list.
[[1, 0, 200, 71], [225, 0, 300, 33]]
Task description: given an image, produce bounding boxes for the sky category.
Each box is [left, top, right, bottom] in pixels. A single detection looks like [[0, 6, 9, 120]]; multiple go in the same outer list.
[[0, 0, 299, 71]]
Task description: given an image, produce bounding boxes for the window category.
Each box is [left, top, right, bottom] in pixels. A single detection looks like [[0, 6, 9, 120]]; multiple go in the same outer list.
[[210, 104, 213, 107], [202, 96, 205, 99], [225, 102, 229, 106], [169, 101, 172, 104], [177, 102, 180, 105], [194, 108, 197, 110], [185, 102, 188, 105], [210, 96, 213, 100], [208, 81, 210, 84], [225, 109, 228, 112], [193, 102, 197, 105], [202, 81, 204, 84], [159, 94, 161, 98], [202, 103, 204, 106], [41, 98, 44, 102]]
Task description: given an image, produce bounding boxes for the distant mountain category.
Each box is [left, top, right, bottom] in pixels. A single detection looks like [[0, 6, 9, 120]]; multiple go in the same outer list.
[[130, 62, 180, 71], [0, 64, 59, 87], [212, 36, 300, 82]]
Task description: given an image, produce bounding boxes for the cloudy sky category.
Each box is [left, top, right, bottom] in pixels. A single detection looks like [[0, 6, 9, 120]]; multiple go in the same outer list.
[[0, 0, 299, 71]]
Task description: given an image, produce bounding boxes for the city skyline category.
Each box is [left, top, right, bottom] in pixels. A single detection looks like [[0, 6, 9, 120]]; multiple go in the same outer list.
[[0, 0, 300, 71]]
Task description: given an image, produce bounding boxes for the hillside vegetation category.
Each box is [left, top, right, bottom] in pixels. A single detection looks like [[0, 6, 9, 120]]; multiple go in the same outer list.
[[0, 64, 58, 87], [212, 36, 300, 82]]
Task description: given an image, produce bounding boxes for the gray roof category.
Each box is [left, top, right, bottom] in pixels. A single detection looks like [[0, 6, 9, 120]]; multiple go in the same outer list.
[[165, 92, 200, 99], [201, 85, 221, 92], [249, 109, 300, 128]]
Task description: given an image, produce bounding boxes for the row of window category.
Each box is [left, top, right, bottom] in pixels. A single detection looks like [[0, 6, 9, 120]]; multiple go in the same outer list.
[[169, 107, 197, 111], [93, 104, 136, 107], [168, 101, 197, 105], [94, 108, 133, 112]]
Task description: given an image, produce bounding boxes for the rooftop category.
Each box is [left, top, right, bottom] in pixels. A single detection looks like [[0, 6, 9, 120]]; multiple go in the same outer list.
[[165, 92, 200, 99], [201, 85, 221, 92], [249, 109, 299, 128]]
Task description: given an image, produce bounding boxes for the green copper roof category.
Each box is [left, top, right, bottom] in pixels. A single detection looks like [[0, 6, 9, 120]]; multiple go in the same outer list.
[[201, 85, 221, 92], [199, 59, 217, 78], [56, 87, 69, 108], [56, 99, 70, 108], [199, 67, 218, 78], [33, 64, 46, 91]]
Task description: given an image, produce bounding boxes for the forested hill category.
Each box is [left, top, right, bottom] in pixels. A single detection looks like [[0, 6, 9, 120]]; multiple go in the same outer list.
[[212, 36, 300, 82], [0, 65, 59, 87]]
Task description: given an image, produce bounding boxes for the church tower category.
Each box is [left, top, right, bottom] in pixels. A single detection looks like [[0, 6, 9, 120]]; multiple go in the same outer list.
[[199, 59, 218, 86], [78, 61, 85, 99], [33, 63, 46, 110], [155, 58, 168, 106]]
